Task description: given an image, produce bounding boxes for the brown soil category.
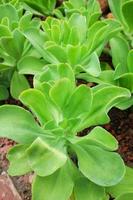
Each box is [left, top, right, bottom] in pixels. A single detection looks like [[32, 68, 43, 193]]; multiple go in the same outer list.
[[105, 108, 133, 167]]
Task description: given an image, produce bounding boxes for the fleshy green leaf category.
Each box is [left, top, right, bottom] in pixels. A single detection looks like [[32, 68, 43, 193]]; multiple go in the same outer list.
[[115, 97, 133, 110], [0, 25, 11, 37], [87, 21, 108, 53], [68, 0, 84, 9], [91, 85, 130, 109], [108, 0, 123, 23], [0, 30, 25, 59], [0, 4, 18, 23], [75, 126, 118, 151], [82, 52, 101, 77], [79, 85, 130, 130], [87, 19, 121, 55], [110, 36, 129, 75], [7, 144, 31, 176], [73, 144, 125, 186], [107, 167, 133, 197], [0, 105, 44, 143], [103, 195, 110, 200], [77, 70, 115, 85], [68, 13, 87, 43], [0, 85, 9, 100], [10, 71, 30, 99], [74, 177, 105, 200], [18, 56, 45, 75], [19, 89, 56, 125], [34, 65, 59, 86], [67, 27, 80, 45], [127, 50, 133, 73], [27, 137, 67, 176], [122, 0, 133, 32], [64, 85, 92, 118], [118, 73, 133, 92], [19, 12, 40, 31], [67, 45, 81, 66], [0, 63, 12, 72], [21, 0, 56, 15], [58, 63, 75, 85], [34, 63, 75, 87], [32, 161, 74, 200], [50, 78, 74, 109], [46, 45, 67, 63], [116, 193, 133, 200], [24, 28, 55, 63]]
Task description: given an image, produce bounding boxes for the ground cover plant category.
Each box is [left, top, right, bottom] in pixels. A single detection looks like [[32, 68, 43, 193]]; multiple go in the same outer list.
[[0, 3, 42, 99], [78, 44, 133, 109], [0, 0, 133, 200], [108, 0, 133, 47]]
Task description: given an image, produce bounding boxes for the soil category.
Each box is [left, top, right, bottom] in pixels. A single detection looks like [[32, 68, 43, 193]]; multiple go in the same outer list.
[[105, 108, 133, 167]]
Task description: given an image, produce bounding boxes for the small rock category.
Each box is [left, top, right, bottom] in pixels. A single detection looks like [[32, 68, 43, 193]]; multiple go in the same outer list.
[[0, 172, 22, 200]]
